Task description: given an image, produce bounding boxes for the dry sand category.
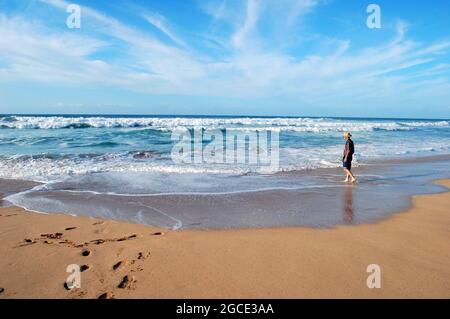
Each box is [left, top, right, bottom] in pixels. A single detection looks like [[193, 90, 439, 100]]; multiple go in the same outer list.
[[0, 180, 449, 299]]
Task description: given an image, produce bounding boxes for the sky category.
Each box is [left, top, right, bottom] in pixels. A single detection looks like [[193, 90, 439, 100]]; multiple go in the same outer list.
[[0, 0, 449, 118]]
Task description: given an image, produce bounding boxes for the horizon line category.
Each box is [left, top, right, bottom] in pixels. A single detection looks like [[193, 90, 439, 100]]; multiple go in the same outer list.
[[1, 113, 449, 121]]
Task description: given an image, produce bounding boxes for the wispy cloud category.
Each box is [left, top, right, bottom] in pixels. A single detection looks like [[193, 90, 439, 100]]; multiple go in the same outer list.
[[144, 13, 186, 47], [0, 0, 449, 113], [231, 0, 260, 49]]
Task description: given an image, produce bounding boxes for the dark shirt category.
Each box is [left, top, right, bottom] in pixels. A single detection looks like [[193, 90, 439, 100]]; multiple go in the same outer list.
[[343, 139, 354, 162]]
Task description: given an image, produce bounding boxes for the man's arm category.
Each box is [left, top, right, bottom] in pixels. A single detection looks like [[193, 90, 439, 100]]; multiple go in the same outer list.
[[343, 142, 349, 162]]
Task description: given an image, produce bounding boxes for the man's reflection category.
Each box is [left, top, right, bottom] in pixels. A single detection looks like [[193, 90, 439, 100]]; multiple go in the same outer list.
[[343, 185, 354, 224]]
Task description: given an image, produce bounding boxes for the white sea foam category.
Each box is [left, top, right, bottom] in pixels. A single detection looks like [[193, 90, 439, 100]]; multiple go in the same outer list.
[[0, 140, 449, 181], [0, 116, 449, 182], [1, 116, 449, 132]]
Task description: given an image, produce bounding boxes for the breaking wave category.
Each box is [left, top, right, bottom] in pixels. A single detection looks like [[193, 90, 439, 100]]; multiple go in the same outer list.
[[0, 115, 448, 132]]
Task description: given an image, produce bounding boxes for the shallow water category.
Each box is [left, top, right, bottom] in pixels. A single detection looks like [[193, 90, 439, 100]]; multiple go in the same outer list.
[[3, 156, 449, 230], [1, 115, 449, 180], [1, 115, 449, 229]]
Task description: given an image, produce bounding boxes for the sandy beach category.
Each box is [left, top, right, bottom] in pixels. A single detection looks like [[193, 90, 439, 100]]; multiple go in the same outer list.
[[2, 0, 450, 306], [0, 179, 449, 299]]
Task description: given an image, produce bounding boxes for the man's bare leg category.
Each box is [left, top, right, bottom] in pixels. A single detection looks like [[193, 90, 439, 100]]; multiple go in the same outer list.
[[344, 168, 356, 183], [343, 171, 349, 182]]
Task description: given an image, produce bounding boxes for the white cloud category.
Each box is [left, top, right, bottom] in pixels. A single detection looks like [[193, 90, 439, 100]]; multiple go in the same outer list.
[[144, 13, 186, 47], [0, 0, 448, 112], [231, 0, 260, 49]]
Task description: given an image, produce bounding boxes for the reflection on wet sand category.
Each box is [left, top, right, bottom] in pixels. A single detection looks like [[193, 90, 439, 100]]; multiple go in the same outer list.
[[2, 157, 450, 229], [343, 185, 354, 224]]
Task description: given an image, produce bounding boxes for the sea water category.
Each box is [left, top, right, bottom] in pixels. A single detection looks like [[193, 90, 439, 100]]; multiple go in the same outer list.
[[1, 115, 449, 229]]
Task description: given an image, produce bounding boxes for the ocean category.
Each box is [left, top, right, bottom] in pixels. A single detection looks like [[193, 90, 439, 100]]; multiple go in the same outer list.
[[1, 114, 449, 229]]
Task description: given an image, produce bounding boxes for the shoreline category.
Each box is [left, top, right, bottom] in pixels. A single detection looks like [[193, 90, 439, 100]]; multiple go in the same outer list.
[[2, 153, 449, 230], [0, 179, 449, 298]]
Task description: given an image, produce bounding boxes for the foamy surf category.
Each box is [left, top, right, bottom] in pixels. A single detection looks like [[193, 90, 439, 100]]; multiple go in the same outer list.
[[1, 114, 449, 228], [1, 115, 449, 131], [0, 132, 448, 181], [3, 157, 449, 229]]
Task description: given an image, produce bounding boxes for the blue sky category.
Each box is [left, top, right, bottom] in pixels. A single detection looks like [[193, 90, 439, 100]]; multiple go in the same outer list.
[[0, 0, 449, 118]]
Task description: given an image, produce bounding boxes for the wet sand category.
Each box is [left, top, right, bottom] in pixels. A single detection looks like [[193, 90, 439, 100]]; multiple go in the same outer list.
[[0, 179, 449, 298], [4, 155, 450, 229]]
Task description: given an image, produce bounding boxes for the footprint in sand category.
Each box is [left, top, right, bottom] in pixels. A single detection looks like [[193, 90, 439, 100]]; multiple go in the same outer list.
[[90, 234, 138, 245], [98, 292, 114, 299], [41, 233, 63, 239], [74, 290, 87, 298], [65, 227, 77, 231], [19, 239, 36, 247], [118, 275, 136, 289], [91, 239, 106, 245], [112, 260, 127, 271], [117, 234, 139, 242], [151, 231, 165, 236], [81, 249, 91, 257], [80, 265, 90, 272], [137, 251, 151, 260]]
